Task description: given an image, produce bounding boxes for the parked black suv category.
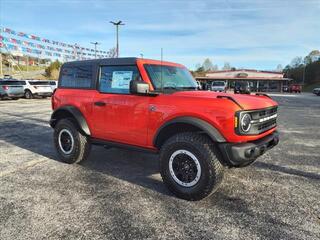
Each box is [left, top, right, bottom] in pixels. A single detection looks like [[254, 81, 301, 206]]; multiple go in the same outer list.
[[234, 81, 251, 94]]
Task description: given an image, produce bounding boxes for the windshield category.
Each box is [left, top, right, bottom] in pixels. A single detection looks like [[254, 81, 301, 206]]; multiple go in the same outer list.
[[144, 64, 197, 91], [212, 81, 225, 86]]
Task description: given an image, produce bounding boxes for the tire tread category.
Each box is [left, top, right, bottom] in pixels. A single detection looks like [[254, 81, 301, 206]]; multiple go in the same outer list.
[[160, 132, 224, 201]]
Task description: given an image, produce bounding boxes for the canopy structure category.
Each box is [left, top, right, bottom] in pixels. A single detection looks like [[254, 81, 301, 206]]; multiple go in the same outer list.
[[196, 69, 292, 92]]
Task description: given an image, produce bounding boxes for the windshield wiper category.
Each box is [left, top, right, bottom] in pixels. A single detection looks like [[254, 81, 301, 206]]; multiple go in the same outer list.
[[163, 86, 178, 90], [180, 87, 197, 90], [162, 86, 197, 92]]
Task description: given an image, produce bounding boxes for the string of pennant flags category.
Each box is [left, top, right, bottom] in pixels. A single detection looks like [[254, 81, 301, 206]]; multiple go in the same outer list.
[[0, 27, 110, 60]]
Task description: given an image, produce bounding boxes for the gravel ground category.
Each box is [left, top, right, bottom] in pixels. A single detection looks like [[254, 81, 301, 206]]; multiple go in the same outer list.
[[0, 94, 319, 240]]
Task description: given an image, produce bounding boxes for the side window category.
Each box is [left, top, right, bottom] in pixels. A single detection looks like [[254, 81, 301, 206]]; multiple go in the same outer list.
[[60, 65, 93, 88], [99, 65, 140, 94]]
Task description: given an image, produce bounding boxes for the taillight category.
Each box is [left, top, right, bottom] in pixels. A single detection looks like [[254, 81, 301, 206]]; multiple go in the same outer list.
[[51, 89, 57, 110], [2, 86, 9, 90]]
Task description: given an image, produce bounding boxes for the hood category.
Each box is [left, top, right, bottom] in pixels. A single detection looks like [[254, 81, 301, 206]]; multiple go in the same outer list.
[[171, 91, 278, 110]]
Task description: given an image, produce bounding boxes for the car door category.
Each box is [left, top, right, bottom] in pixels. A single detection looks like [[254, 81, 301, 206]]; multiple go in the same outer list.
[[92, 65, 149, 147]]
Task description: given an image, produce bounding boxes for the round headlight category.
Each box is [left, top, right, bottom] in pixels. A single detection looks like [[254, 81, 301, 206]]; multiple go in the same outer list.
[[241, 113, 252, 132]]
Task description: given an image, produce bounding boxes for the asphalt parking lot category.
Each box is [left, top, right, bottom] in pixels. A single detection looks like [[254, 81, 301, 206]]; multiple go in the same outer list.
[[0, 94, 319, 240]]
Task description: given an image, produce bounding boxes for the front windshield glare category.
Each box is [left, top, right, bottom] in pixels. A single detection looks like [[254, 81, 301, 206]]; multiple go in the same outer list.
[[144, 64, 197, 90]]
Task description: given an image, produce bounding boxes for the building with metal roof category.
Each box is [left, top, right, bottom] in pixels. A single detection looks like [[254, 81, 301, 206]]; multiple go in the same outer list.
[[196, 69, 292, 92]]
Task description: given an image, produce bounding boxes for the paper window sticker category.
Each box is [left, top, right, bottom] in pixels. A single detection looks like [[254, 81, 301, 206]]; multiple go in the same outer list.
[[111, 71, 133, 89]]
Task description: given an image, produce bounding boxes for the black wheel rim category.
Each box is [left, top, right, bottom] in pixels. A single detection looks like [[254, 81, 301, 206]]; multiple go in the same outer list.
[[58, 129, 74, 154], [169, 150, 201, 187]]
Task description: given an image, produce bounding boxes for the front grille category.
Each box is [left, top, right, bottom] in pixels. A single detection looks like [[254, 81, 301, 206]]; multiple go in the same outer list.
[[236, 106, 278, 135], [252, 107, 278, 134], [258, 118, 277, 131], [258, 107, 277, 117]]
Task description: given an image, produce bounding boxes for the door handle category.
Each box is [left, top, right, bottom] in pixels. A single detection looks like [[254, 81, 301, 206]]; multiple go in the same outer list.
[[94, 101, 106, 107]]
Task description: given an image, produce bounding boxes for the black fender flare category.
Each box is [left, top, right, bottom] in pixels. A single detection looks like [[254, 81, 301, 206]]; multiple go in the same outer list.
[[49, 106, 91, 136], [153, 116, 226, 147]]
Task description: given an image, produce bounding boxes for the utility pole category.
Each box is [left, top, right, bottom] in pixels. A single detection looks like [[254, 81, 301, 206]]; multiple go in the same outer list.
[[303, 64, 306, 85], [90, 42, 100, 59], [110, 20, 125, 57]]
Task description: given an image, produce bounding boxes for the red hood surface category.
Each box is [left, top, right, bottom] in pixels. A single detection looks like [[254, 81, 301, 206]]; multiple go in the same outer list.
[[171, 91, 278, 110]]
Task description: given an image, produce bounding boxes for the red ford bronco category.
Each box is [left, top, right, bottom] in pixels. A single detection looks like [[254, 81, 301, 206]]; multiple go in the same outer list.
[[50, 58, 279, 200]]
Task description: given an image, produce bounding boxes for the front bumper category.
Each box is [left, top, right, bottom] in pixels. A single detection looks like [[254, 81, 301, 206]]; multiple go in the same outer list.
[[218, 131, 279, 167]]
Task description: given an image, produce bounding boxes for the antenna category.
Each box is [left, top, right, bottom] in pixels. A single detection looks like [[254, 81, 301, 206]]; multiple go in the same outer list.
[[161, 48, 163, 93]]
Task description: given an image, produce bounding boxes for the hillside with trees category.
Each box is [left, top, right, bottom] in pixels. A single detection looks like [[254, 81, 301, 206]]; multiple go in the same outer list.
[[284, 50, 320, 87]]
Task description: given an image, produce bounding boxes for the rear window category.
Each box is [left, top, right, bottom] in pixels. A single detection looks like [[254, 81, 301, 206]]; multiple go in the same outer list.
[[0, 81, 24, 85], [29, 81, 50, 85], [60, 65, 93, 89]]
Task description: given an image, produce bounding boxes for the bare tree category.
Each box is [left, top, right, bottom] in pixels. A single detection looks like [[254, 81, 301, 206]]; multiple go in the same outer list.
[[202, 58, 214, 71], [290, 56, 303, 68], [276, 64, 283, 72], [106, 47, 117, 58], [222, 62, 231, 70], [195, 63, 201, 70], [212, 64, 218, 71]]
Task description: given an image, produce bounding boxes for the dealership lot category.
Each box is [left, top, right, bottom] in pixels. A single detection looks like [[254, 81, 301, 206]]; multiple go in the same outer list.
[[0, 94, 319, 240]]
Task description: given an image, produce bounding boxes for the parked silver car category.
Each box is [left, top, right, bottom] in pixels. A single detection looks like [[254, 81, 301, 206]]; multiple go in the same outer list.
[[0, 80, 25, 100], [211, 81, 227, 92], [313, 87, 320, 96]]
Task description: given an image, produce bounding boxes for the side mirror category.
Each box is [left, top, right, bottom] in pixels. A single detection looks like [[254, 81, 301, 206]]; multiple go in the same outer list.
[[130, 79, 150, 95]]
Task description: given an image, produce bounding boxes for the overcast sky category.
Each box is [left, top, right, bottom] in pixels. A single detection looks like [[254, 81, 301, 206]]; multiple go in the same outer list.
[[1, 0, 319, 70]]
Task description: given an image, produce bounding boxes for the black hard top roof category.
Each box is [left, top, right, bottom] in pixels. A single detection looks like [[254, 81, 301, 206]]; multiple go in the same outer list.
[[62, 57, 138, 67]]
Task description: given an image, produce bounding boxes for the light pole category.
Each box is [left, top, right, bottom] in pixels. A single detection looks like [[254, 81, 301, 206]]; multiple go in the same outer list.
[[90, 42, 100, 59], [303, 64, 307, 85], [110, 20, 125, 58]]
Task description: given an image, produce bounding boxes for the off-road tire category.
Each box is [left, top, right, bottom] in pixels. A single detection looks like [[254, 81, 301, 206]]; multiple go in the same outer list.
[[54, 119, 91, 164], [159, 132, 224, 201], [25, 90, 33, 99]]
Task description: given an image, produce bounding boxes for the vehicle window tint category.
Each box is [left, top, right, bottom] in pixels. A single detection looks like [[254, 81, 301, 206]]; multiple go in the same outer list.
[[99, 65, 139, 94], [0, 81, 24, 85], [60, 65, 93, 88], [29, 81, 50, 85]]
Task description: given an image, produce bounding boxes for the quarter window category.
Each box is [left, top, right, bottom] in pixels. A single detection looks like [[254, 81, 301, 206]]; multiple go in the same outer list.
[[60, 65, 93, 88], [99, 65, 140, 94]]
